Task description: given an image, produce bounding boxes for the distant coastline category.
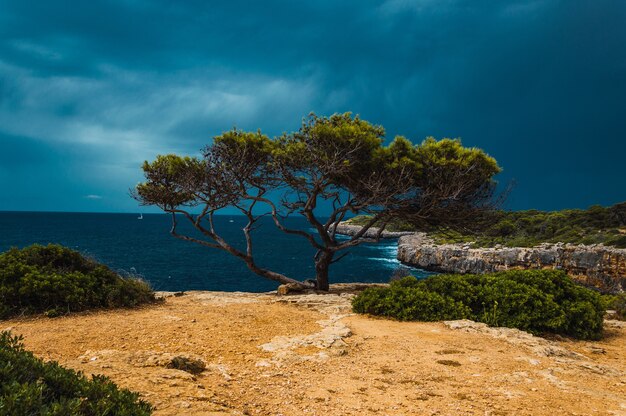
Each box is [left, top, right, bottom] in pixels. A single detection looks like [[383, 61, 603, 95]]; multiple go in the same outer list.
[[336, 222, 626, 293]]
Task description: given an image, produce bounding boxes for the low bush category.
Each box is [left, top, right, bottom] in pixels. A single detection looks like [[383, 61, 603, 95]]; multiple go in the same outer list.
[[0, 331, 152, 415], [615, 294, 626, 320], [0, 244, 156, 319], [352, 270, 605, 340], [602, 293, 626, 320], [605, 235, 626, 248], [352, 282, 470, 322]]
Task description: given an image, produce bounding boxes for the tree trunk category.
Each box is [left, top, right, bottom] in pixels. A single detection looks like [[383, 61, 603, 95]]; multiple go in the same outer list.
[[315, 250, 334, 291]]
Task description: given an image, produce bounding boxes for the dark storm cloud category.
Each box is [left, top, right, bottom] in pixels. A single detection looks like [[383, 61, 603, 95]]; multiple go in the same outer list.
[[0, 0, 625, 212]]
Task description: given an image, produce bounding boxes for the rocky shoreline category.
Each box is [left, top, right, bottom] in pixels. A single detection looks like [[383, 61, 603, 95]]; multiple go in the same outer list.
[[336, 222, 626, 293], [334, 223, 414, 239], [396, 233, 626, 293]]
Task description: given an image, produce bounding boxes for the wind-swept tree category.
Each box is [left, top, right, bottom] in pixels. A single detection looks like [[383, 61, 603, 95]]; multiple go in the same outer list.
[[134, 113, 501, 291]]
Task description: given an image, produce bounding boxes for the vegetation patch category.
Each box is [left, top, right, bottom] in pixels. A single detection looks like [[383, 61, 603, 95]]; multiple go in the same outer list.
[[347, 202, 626, 248], [616, 295, 626, 320], [602, 293, 626, 320], [0, 244, 156, 319], [352, 270, 605, 340], [0, 331, 152, 415]]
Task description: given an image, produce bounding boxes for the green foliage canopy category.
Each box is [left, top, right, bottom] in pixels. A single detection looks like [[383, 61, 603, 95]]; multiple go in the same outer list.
[[135, 113, 501, 290]]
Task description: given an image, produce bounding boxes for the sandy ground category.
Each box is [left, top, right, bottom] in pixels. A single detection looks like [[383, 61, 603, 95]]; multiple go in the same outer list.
[[3, 287, 625, 416]]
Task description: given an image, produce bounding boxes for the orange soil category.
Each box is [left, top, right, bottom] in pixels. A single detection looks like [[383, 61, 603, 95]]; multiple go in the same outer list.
[[3, 290, 625, 415]]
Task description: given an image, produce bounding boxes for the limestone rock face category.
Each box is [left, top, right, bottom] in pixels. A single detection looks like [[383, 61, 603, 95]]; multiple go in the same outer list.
[[334, 223, 414, 239], [397, 233, 626, 293]]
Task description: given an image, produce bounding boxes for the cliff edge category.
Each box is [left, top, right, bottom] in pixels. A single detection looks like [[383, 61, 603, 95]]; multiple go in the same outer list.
[[398, 233, 626, 292]]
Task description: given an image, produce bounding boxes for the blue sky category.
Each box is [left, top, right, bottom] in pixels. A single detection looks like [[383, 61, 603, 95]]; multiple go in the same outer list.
[[0, 0, 624, 213]]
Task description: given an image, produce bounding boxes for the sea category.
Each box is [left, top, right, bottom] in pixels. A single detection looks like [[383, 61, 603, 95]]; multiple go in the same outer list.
[[0, 212, 431, 292]]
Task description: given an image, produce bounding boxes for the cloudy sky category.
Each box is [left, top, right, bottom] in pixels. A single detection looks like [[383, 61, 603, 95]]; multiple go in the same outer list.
[[1, 0, 624, 213]]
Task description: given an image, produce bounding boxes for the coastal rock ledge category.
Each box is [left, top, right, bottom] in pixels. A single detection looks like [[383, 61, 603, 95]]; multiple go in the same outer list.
[[334, 223, 414, 239], [397, 233, 626, 293]]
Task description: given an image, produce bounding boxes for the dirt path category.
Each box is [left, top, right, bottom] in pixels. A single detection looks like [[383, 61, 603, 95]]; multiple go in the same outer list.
[[3, 288, 625, 415]]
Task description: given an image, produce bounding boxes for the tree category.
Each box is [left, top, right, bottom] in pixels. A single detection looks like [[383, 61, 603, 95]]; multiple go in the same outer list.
[[134, 113, 501, 291]]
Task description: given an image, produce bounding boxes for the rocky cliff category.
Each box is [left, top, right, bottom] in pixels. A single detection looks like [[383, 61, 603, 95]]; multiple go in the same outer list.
[[334, 223, 414, 239], [397, 233, 626, 293]]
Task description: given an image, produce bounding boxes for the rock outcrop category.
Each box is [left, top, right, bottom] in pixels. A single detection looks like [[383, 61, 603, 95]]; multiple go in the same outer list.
[[397, 233, 626, 292], [334, 223, 414, 239]]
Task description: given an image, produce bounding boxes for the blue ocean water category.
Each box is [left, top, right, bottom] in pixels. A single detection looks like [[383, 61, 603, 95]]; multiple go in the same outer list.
[[0, 212, 431, 292]]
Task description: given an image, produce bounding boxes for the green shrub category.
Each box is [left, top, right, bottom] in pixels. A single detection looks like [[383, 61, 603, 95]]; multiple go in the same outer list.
[[603, 293, 626, 320], [615, 294, 626, 320], [0, 331, 152, 415], [0, 244, 156, 319], [487, 219, 516, 237], [352, 281, 470, 322], [352, 270, 605, 340], [605, 235, 626, 248]]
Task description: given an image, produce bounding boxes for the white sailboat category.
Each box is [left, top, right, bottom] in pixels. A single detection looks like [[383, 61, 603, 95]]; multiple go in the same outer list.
[[138, 213, 143, 220]]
